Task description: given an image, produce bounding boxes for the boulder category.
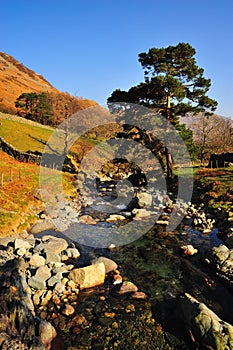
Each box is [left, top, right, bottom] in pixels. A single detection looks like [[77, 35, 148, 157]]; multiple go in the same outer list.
[[35, 265, 52, 281], [92, 256, 118, 273], [47, 273, 63, 287], [69, 262, 105, 290], [29, 219, 56, 234], [180, 293, 233, 349], [39, 320, 57, 348], [42, 236, 68, 254], [206, 244, 233, 290]]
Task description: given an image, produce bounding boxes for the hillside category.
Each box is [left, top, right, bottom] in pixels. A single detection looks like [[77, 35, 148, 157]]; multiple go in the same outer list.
[[0, 52, 96, 124], [0, 52, 57, 114]]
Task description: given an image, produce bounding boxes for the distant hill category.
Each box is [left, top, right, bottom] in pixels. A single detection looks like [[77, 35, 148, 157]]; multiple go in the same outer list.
[[0, 52, 96, 124], [0, 52, 57, 114]]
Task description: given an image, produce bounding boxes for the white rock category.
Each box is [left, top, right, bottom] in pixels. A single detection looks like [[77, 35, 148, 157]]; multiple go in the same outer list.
[[29, 254, 46, 267], [180, 245, 198, 256], [15, 238, 32, 250]]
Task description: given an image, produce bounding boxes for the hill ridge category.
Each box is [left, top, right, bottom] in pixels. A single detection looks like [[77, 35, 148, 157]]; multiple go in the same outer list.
[[0, 52, 58, 114], [0, 52, 96, 124]]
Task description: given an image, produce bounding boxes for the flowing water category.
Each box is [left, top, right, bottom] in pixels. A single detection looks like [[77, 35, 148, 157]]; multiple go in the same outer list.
[[39, 176, 233, 349], [42, 213, 233, 349]]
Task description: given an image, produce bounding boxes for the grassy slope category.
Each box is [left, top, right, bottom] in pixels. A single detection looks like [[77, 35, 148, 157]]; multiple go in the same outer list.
[[0, 112, 53, 152], [0, 113, 79, 236], [0, 112, 112, 236], [0, 112, 109, 156], [0, 150, 76, 236], [0, 149, 41, 235], [194, 167, 233, 214]]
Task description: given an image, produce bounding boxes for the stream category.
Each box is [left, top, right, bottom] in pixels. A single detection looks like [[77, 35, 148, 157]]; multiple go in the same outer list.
[[39, 179, 233, 349]]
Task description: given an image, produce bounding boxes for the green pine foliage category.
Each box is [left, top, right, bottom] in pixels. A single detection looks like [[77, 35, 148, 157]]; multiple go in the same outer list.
[[15, 92, 53, 125]]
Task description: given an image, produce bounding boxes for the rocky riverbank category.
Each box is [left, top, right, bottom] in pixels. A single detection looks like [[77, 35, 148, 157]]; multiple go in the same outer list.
[[0, 222, 233, 349], [1, 167, 233, 349], [0, 232, 173, 349]]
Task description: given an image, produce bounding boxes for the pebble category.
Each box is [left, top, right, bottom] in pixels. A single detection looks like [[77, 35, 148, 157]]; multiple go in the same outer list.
[[131, 291, 147, 299], [180, 245, 198, 256], [117, 281, 138, 294], [108, 243, 117, 251], [62, 304, 75, 316], [35, 265, 52, 281]]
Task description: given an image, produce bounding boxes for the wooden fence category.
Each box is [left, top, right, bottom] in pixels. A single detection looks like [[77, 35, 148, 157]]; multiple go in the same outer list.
[[0, 167, 38, 187]]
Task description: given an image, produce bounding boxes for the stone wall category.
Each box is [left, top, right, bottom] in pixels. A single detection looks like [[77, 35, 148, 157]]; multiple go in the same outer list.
[[0, 136, 78, 173], [0, 136, 41, 164]]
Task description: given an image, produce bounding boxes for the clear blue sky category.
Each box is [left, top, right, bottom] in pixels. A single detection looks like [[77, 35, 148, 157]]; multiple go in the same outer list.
[[1, 0, 233, 117]]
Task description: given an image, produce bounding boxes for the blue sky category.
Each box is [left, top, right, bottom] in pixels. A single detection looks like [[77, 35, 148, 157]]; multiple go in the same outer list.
[[1, 0, 233, 117]]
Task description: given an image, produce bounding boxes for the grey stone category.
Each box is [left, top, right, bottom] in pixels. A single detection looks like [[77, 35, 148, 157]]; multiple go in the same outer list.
[[47, 273, 63, 287], [0, 236, 16, 247], [137, 192, 153, 208], [33, 242, 46, 253], [16, 247, 27, 256], [132, 208, 151, 218], [42, 236, 68, 254], [28, 276, 46, 290], [64, 247, 80, 259], [52, 265, 68, 275], [45, 251, 61, 264]]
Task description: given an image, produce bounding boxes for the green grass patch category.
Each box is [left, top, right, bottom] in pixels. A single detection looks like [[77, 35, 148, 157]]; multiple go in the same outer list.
[[0, 150, 77, 236], [0, 114, 53, 152], [194, 167, 233, 212]]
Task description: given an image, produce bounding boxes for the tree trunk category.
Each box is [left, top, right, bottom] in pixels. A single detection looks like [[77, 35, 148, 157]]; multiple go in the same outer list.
[[166, 92, 174, 178], [166, 148, 174, 178]]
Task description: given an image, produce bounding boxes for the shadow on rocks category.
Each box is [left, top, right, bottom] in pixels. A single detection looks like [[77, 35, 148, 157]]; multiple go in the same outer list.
[[0, 258, 57, 350]]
